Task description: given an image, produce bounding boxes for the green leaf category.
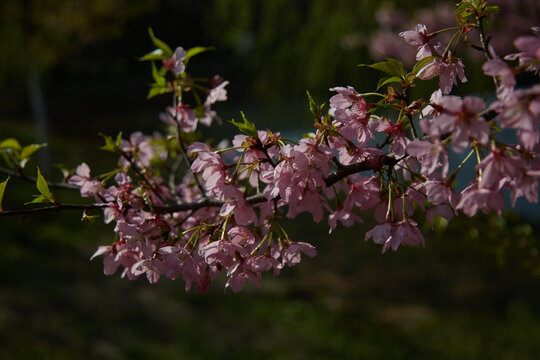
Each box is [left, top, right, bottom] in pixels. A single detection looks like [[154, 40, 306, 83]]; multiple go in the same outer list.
[[147, 28, 173, 58], [0, 152, 16, 170], [0, 138, 21, 151], [99, 132, 122, 152], [98, 168, 123, 182], [19, 143, 47, 168], [25, 195, 49, 205], [0, 176, 9, 212], [359, 58, 406, 78], [455, 2, 474, 21], [151, 61, 166, 86], [139, 48, 167, 61], [228, 112, 257, 137], [184, 46, 215, 65], [306, 90, 325, 118], [412, 56, 435, 75], [20, 143, 46, 159], [484, 5, 499, 14], [376, 76, 402, 90], [100, 134, 116, 152], [81, 211, 99, 225], [36, 167, 53, 203], [147, 85, 169, 99]]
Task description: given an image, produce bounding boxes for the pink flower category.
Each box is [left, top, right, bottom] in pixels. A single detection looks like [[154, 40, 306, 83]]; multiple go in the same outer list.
[[505, 27, 540, 73], [417, 53, 467, 94], [399, 23, 442, 60], [374, 119, 409, 157], [477, 146, 524, 190], [426, 96, 489, 153], [328, 208, 363, 234], [205, 80, 230, 106], [343, 176, 381, 211], [162, 47, 186, 75], [68, 163, 104, 198], [456, 182, 504, 217], [495, 85, 540, 150], [482, 59, 516, 100], [509, 167, 540, 205], [220, 199, 257, 226], [199, 238, 249, 270], [416, 180, 457, 208], [269, 145, 311, 203], [282, 242, 317, 267], [407, 139, 449, 177], [225, 262, 260, 292], [426, 204, 454, 228], [329, 86, 367, 112], [365, 220, 424, 253], [131, 258, 161, 284]]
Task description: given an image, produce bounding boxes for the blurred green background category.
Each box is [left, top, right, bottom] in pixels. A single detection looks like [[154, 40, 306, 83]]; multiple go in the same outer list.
[[2, 0, 540, 359]]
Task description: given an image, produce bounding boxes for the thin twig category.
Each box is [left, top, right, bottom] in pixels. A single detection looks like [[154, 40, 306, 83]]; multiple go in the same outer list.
[[1, 154, 398, 217], [176, 123, 208, 198], [477, 17, 492, 61], [0, 166, 79, 190], [121, 151, 167, 204], [324, 155, 397, 187], [0, 203, 109, 217]]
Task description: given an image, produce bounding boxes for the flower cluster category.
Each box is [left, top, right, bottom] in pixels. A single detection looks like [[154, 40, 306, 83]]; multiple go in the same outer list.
[[1, 1, 539, 293], [79, 6, 540, 291]]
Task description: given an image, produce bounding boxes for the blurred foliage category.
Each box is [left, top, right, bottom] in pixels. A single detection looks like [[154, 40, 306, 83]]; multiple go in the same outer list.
[[209, 0, 380, 97], [0, 0, 157, 84]]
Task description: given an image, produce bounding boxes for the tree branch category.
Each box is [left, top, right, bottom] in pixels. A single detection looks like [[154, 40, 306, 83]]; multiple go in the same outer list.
[[324, 155, 397, 187], [0, 166, 79, 190], [0, 203, 109, 217], [1, 155, 396, 217], [477, 17, 493, 61]]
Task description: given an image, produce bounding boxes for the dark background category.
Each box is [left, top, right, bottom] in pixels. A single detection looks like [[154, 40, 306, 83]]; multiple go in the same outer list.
[[2, 1, 540, 358]]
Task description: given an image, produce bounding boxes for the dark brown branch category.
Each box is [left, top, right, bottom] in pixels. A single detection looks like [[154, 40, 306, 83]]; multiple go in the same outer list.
[[0, 166, 79, 190], [481, 108, 498, 122], [0, 203, 109, 217], [152, 193, 269, 214], [477, 17, 493, 61], [121, 151, 168, 204], [324, 155, 397, 187], [1, 155, 397, 217]]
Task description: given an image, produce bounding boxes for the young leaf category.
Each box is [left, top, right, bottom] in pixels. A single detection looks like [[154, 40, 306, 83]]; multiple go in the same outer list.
[[184, 46, 215, 65], [25, 195, 49, 205], [0, 176, 9, 212], [0, 138, 21, 151], [151, 61, 166, 86], [484, 6, 499, 15], [359, 58, 406, 78], [306, 90, 325, 119], [147, 85, 170, 99], [139, 48, 167, 62], [36, 167, 54, 203], [147, 28, 173, 58], [20, 143, 46, 160], [100, 134, 116, 152], [412, 56, 435, 75], [228, 112, 257, 137], [82, 210, 99, 225], [99, 132, 123, 152], [19, 143, 47, 168], [376, 76, 402, 90]]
